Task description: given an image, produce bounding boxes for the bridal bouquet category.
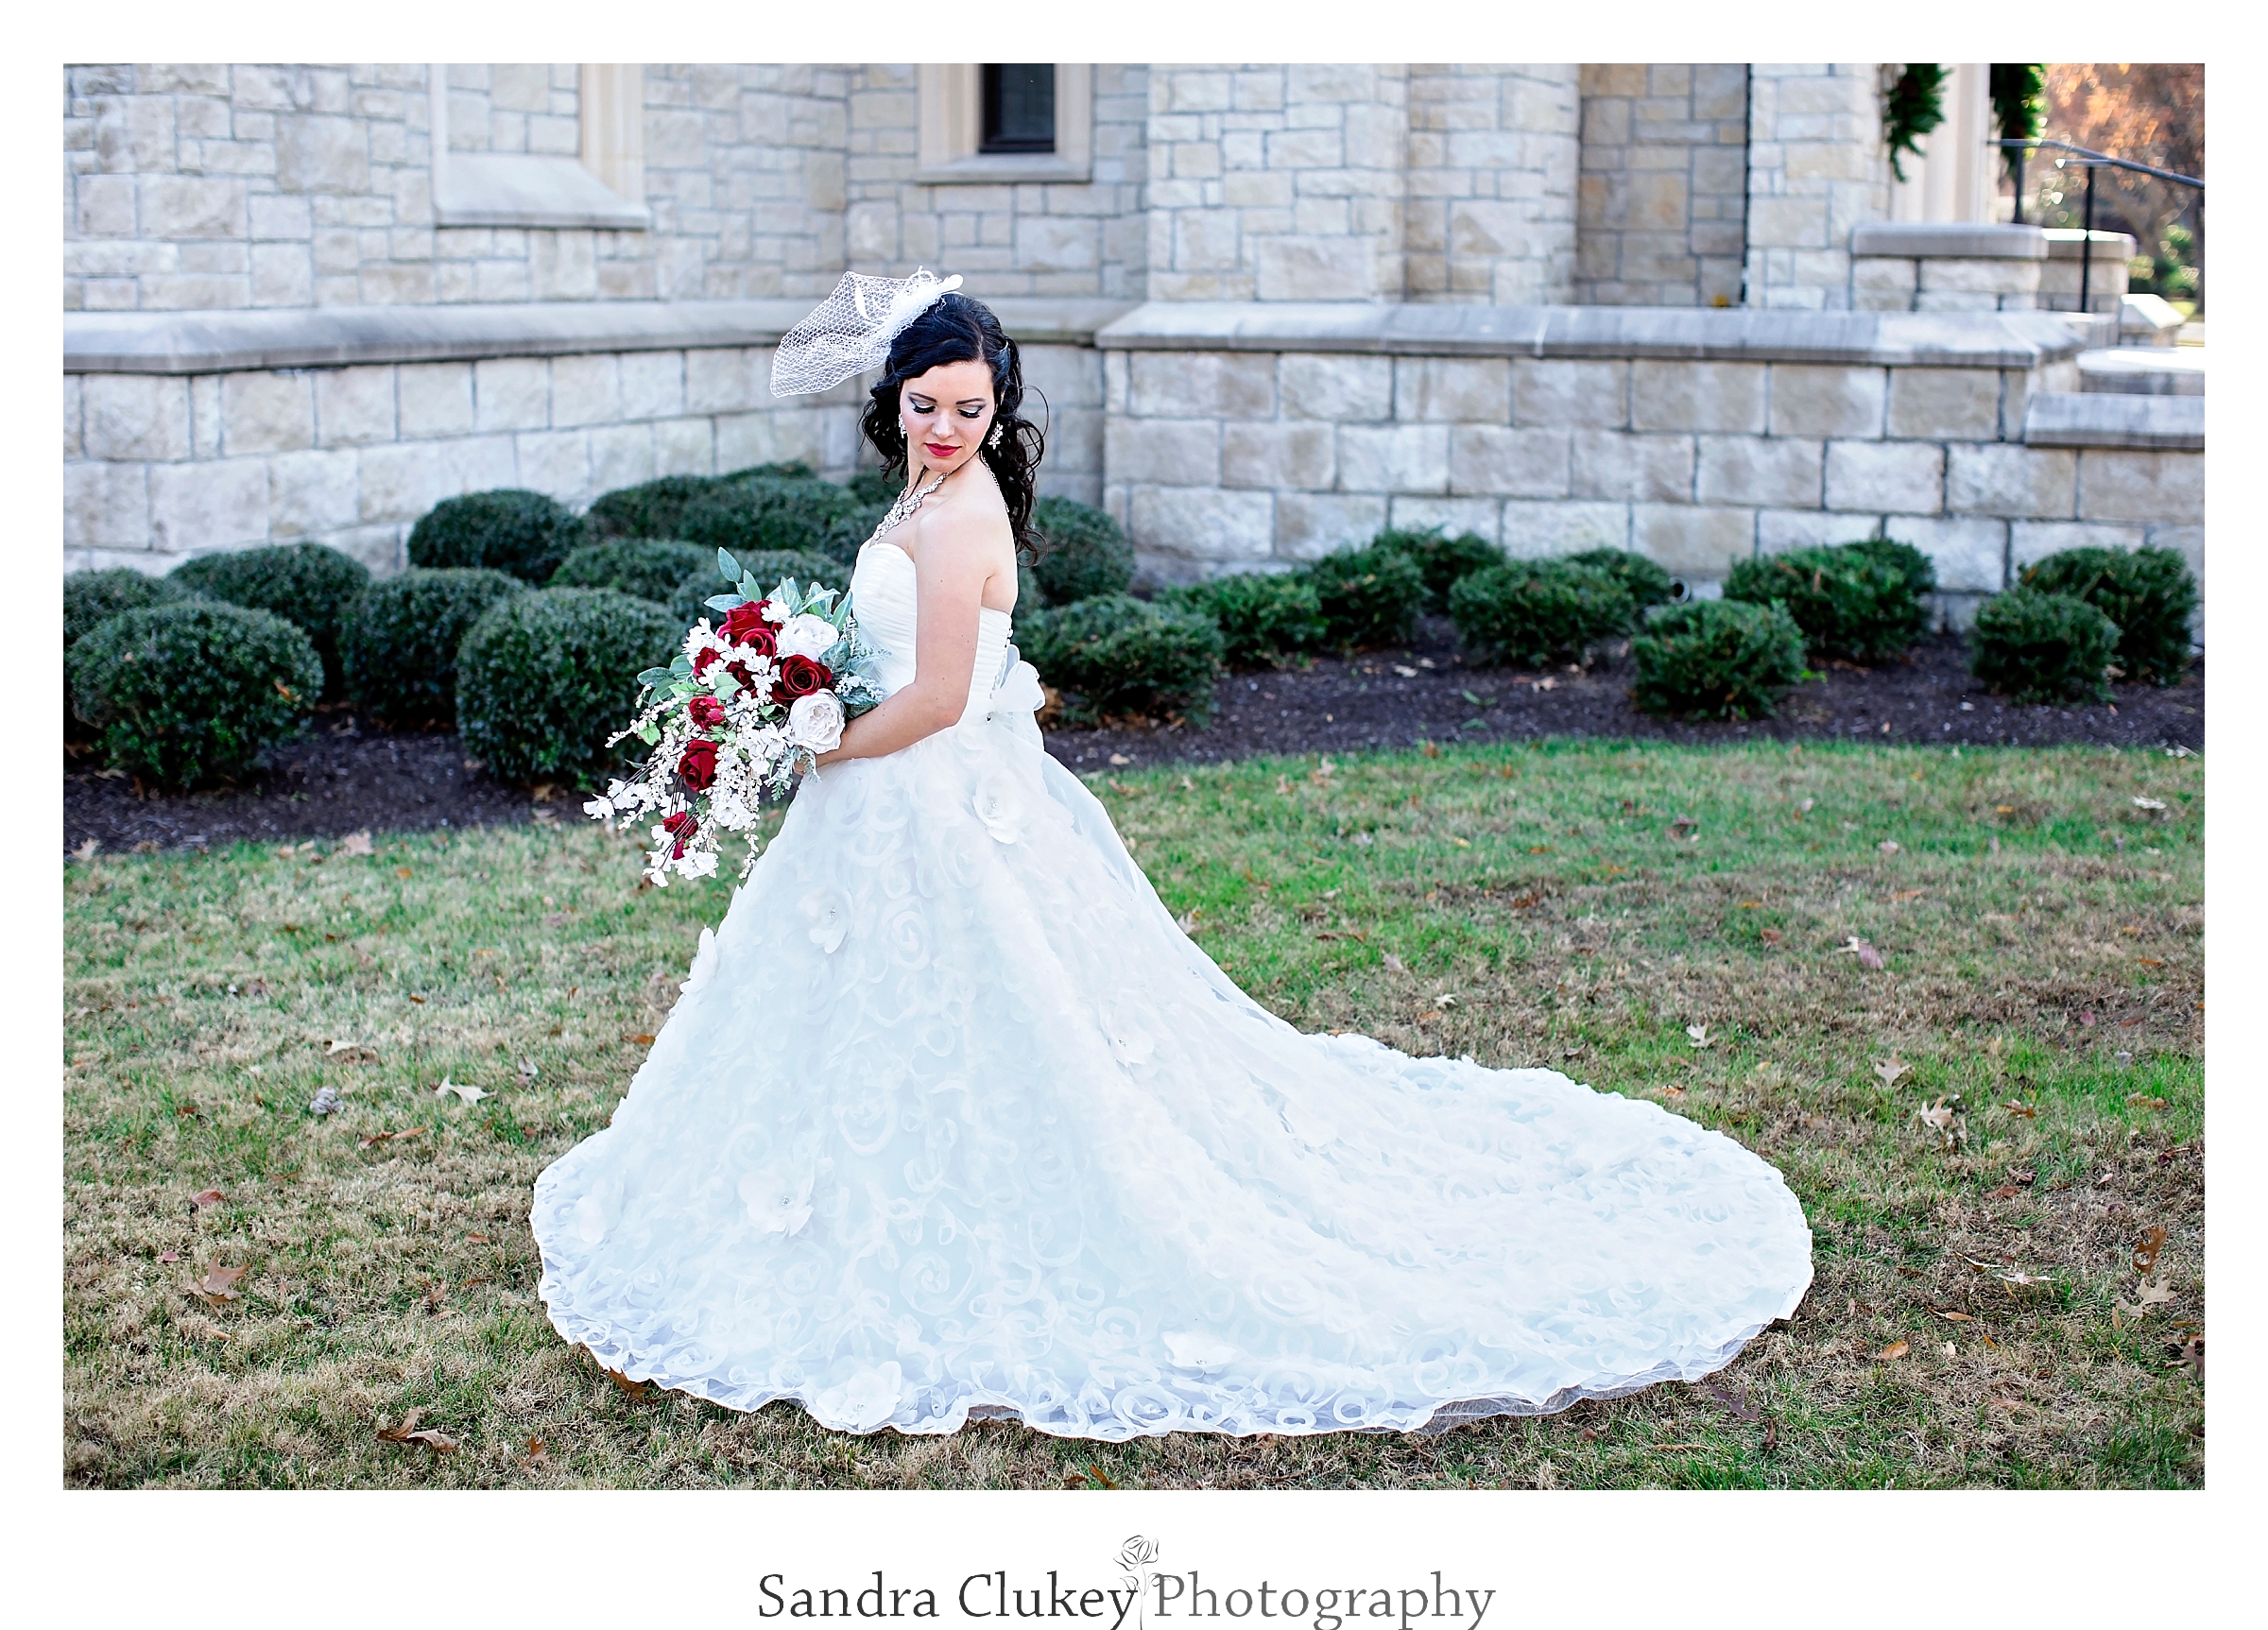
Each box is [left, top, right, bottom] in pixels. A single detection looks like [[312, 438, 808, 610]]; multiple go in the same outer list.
[[583, 549, 884, 884]]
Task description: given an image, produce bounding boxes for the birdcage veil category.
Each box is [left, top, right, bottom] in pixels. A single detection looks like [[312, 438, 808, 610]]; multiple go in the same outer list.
[[768, 267, 964, 397]]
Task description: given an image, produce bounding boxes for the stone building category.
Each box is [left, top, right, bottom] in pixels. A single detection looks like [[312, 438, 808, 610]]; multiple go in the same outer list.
[[63, 62, 2202, 618]]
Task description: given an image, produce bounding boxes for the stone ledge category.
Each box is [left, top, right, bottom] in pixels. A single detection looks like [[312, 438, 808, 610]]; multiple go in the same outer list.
[[1850, 222, 2047, 260], [63, 297, 1136, 375], [2023, 390, 2203, 450], [2078, 348, 2204, 397], [1094, 302, 2088, 369]]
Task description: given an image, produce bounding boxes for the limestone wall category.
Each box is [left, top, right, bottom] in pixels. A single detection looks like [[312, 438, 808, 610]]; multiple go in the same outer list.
[[1741, 64, 1894, 311], [1404, 65, 1579, 304], [1574, 64, 1748, 307]]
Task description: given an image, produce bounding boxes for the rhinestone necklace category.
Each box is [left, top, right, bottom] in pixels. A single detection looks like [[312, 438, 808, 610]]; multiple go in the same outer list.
[[871, 470, 950, 542]]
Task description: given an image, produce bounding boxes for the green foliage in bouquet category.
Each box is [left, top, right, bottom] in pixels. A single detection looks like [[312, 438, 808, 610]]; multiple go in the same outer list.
[[1030, 496, 1137, 607], [1020, 592, 1224, 727], [1630, 598, 1810, 721], [1156, 571, 1330, 669], [169, 541, 369, 698], [1371, 527, 1503, 612], [1724, 540, 1935, 662], [2018, 544, 2196, 685], [68, 602, 322, 788], [667, 550, 846, 628], [1308, 542, 1427, 651], [340, 568, 525, 726], [408, 489, 582, 585], [550, 539, 708, 605], [456, 589, 682, 786], [1448, 559, 1635, 669], [1967, 588, 2122, 704]]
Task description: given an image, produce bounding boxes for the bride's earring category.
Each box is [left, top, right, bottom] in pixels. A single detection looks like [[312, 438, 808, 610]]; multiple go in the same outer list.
[[988, 422, 1004, 449]]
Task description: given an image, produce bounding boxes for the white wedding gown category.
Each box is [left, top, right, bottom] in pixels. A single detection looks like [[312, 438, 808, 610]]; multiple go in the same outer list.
[[531, 532, 1813, 1440]]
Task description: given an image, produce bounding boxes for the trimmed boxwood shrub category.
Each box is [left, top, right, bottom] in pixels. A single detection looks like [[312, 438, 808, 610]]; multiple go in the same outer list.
[[550, 539, 708, 604], [1566, 548, 1679, 627], [678, 474, 875, 564], [582, 475, 722, 543], [64, 569, 196, 735], [408, 489, 581, 583], [455, 589, 682, 786], [1967, 588, 2122, 704], [847, 468, 900, 506], [169, 541, 369, 697], [1373, 527, 1503, 611], [1308, 542, 1427, 651], [1448, 559, 1634, 669], [1020, 592, 1224, 726], [1030, 496, 1137, 607], [2018, 544, 2196, 684], [1630, 598, 1809, 721], [667, 550, 846, 627], [1723, 540, 1935, 661], [1157, 572, 1329, 669], [67, 602, 322, 788], [340, 568, 525, 726]]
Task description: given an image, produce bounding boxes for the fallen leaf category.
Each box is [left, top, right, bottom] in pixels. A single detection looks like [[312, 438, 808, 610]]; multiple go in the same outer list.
[[337, 830, 375, 857], [158, 1251, 180, 1263], [628, 1034, 656, 1046], [358, 1126, 424, 1149], [70, 838, 100, 862], [1760, 928, 1783, 944], [1879, 840, 1900, 853], [1659, 1085, 1688, 1101], [1842, 937, 1885, 969], [2130, 796, 2166, 812], [1383, 953, 1405, 972], [2118, 1276, 2176, 1318], [1416, 1010, 1443, 1023], [2002, 1100, 2036, 1119], [397, 866, 414, 879], [2126, 1093, 2168, 1111], [1985, 1185, 2020, 1200], [1653, 1443, 1709, 1453], [1875, 1058, 1910, 1089], [377, 1408, 459, 1452], [407, 993, 427, 1004], [519, 1059, 541, 1082], [435, 1078, 487, 1105], [1685, 1023, 1710, 1049], [602, 1364, 650, 1400], [189, 1188, 225, 1210], [2173, 1337, 2204, 1381], [524, 1436, 550, 1467], [1934, 1311, 1974, 1322], [198, 1261, 249, 1305], [1875, 1340, 1910, 1361], [2132, 1227, 2167, 1276], [530, 784, 557, 803], [1891, 887, 1925, 901], [467, 1233, 490, 1244], [1914, 1096, 1962, 1147], [2008, 1166, 2036, 1186]]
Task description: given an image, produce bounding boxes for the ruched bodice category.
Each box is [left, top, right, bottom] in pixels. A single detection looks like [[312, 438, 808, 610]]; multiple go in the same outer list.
[[850, 540, 1018, 726]]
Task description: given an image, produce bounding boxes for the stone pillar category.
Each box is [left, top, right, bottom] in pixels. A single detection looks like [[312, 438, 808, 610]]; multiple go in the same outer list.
[[1574, 63, 1749, 306], [1404, 64, 1578, 304], [1742, 64, 1893, 310]]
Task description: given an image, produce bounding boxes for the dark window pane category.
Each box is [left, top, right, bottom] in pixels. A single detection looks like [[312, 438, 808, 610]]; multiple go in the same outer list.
[[981, 64, 1055, 154]]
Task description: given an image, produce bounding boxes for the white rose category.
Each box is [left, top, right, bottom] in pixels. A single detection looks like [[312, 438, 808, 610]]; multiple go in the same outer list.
[[738, 1168, 814, 1236], [776, 612, 841, 662], [972, 770, 1026, 844], [785, 691, 846, 751]]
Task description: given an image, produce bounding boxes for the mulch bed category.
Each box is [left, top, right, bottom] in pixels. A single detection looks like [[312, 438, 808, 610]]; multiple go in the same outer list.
[[63, 622, 2202, 855]]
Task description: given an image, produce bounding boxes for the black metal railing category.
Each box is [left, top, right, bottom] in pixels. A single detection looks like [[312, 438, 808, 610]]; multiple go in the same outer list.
[[1996, 138, 2205, 313]]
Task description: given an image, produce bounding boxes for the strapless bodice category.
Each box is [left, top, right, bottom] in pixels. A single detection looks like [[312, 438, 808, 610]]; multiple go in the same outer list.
[[849, 540, 1020, 727]]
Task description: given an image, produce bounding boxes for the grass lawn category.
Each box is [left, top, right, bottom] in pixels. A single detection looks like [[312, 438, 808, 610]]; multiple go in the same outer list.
[[62, 737, 2204, 1488]]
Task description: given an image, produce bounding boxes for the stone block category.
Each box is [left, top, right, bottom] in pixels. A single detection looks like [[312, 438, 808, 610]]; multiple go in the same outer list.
[[64, 462, 150, 549], [1255, 236, 1377, 301], [1018, 342, 1105, 409], [75, 174, 137, 237], [312, 366, 396, 447], [1393, 356, 1511, 423], [1885, 368, 2002, 441], [1570, 430, 1693, 503], [249, 193, 313, 240], [714, 409, 829, 474], [589, 424, 659, 494], [1946, 444, 2077, 520], [139, 174, 248, 240], [533, 232, 598, 300], [1049, 407, 1106, 476], [276, 114, 369, 194], [1280, 353, 1393, 422], [1850, 257, 1917, 295], [1128, 485, 1275, 563], [1882, 516, 2009, 593], [1767, 365, 1884, 438], [397, 363, 474, 438], [1631, 503, 1755, 575], [654, 417, 716, 476], [191, 377, 221, 458], [1222, 421, 1332, 489], [1448, 426, 1571, 499], [1016, 214, 1100, 272], [358, 436, 515, 525], [473, 357, 551, 433], [1386, 496, 1501, 545], [1629, 361, 1766, 433], [251, 244, 314, 306], [149, 458, 271, 554], [516, 431, 591, 504], [619, 351, 686, 421], [1108, 418, 1221, 486], [1130, 351, 1276, 420], [1824, 440, 1943, 514], [2009, 521, 2146, 574], [1917, 257, 2041, 295], [550, 353, 623, 429], [1499, 499, 1630, 558], [1273, 492, 1388, 561], [82, 373, 191, 462], [63, 377, 82, 461], [1338, 424, 1451, 494], [1696, 436, 1824, 507], [1513, 359, 1628, 429], [267, 448, 360, 537], [2076, 450, 2204, 525], [1757, 508, 1869, 554], [1915, 290, 2003, 314]]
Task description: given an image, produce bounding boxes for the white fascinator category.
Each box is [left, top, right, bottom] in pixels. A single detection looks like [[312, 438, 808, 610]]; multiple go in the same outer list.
[[768, 266, 964, 397]]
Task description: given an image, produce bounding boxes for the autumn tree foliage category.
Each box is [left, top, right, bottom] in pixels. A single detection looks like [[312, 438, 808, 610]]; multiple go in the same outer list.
[[2036, 63, 2204, 306]]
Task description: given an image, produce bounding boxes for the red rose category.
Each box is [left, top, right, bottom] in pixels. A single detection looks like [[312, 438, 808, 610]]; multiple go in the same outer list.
[[726, 660, 761, 696], [686, 695, 726, 727], [677, 737, 719, 792], [771, 654, 833, 704], [721, 604, 777, 655], [692, 646, 720, 678], [662, 809, 698, 858]]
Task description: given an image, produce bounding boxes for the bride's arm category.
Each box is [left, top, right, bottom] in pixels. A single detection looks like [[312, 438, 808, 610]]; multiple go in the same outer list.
[[813, 508, 1000, 765]]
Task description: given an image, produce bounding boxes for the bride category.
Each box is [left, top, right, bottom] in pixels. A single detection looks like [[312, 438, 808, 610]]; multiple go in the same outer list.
[[532, 271, 1813, 1441]]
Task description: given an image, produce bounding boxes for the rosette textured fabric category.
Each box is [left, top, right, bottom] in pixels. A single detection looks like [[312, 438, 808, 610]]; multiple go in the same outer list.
[[533, 534, 1813, 1440]]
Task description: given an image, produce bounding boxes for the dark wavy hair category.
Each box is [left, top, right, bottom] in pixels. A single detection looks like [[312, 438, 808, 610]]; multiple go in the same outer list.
[[859, 291, 1046, 559]]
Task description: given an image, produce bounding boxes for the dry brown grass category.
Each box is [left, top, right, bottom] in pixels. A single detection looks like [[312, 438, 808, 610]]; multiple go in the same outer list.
[[63, 738, 2204, 1486]]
